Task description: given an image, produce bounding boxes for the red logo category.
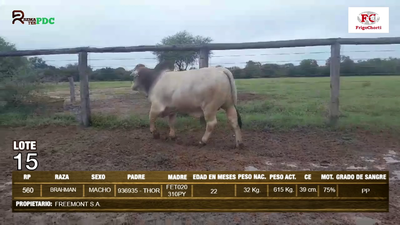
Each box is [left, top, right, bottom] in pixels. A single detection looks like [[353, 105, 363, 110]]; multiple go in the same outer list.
[[357, 11, 380, 25]]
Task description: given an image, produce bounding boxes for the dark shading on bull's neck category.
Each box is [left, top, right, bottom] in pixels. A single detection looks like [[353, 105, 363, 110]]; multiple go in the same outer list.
[[137, 68, 163, 94], [154, 60, 174, 72], [136, 61, 174, 95]]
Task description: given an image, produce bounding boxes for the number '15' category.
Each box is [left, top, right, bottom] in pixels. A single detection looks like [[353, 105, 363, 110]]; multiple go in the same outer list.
[[13, 153, 39, 171]]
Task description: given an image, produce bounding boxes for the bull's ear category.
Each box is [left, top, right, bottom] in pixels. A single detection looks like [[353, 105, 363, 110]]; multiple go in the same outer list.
[[134, 64, 146, 71], [132, 64, 146, 77]]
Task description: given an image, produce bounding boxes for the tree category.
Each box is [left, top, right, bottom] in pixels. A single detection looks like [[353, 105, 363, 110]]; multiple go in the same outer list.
[[261, 64, 282, 77], [153, 31, 212, 71], [28, 57, 49, 70], [243, 61, 262, 78], [298, 59, 319, 76], [340, 56, 356, 75], [90, 67, 131, 81], [0, 36, 43, 108], [0, 37, 30, 76]]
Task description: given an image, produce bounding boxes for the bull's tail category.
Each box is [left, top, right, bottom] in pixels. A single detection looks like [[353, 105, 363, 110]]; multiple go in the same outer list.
[[236, 108, 242, 129], [222, 68, 238, 106], [222, 68, 242, 129]]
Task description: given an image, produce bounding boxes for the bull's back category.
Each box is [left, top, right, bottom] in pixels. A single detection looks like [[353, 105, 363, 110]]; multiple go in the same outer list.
[[150, 68, 233, 109]]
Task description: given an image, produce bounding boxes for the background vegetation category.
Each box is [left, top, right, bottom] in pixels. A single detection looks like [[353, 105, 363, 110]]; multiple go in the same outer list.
[[1, 31, 399, 131]]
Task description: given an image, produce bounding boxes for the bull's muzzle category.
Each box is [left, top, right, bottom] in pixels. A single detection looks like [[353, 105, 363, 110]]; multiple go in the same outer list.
[[131, 83, 139, 91]]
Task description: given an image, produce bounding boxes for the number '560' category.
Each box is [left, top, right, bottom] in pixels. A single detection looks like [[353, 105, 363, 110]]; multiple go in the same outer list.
[[13, 153, 39, 171]]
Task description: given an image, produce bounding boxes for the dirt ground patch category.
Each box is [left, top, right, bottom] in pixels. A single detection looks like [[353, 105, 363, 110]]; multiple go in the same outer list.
[[1, 126, 399, 224]]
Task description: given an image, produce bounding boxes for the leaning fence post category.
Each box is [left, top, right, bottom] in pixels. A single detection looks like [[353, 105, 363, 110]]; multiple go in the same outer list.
[[329, 41, 341, 125], [199, 48, 210, 68], [78, 52, 91, 127], [68, 76, 75, 103]]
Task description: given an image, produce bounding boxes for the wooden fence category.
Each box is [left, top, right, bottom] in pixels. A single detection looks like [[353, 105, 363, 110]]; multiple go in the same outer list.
[[1, 37, 400, 127]]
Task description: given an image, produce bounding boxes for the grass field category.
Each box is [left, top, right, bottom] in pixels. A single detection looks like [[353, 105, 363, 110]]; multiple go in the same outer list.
[[3, 76, 400, 225], [2, 76, 400, 131]]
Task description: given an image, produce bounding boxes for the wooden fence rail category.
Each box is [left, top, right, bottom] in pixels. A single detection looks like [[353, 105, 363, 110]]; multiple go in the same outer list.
[[1, 37, 400, 127], [1, 37, 400, 57]]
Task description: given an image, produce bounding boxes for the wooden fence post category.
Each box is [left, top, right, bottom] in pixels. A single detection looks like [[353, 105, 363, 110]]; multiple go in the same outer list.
[[68, 76, 75, 103], [199, 48, 209, 68], [78, 52, 91, 127], [329, 42, 341, 125]]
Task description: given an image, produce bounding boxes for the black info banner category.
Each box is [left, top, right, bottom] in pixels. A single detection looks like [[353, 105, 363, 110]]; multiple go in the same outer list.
[[12, 171, 389, 212]]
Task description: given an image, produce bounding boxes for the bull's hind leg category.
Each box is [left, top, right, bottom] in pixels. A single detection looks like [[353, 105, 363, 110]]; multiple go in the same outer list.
[[199, 110, 218, 146], [168, 113, 177, 140], [225, 106, 244, 148], [149, 103, 164, 139]]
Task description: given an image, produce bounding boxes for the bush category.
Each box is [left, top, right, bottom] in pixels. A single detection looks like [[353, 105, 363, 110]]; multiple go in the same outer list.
[[0, 36, 46, 110], [0, 66, 44, 110]]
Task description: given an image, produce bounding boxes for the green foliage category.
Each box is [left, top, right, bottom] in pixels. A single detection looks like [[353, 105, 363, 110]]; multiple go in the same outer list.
[[0, 67, 44, 108], [0, 37, 44, 110], [91, 67, 131, 81], [29, 57, 48, 69], [0, 112, 76, 127], [4, 76, 400, 132], [26, 58, 131, 82], [235, 76, 400, 131], [228, 56, 400, 79], [57, 63, 80, 82], [153, 30, 213, 71], [0, 37, 30, 76], [1, 34, 400, 132]]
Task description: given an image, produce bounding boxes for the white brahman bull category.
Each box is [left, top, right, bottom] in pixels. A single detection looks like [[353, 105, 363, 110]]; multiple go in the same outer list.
[[131, 63, 243, 148]]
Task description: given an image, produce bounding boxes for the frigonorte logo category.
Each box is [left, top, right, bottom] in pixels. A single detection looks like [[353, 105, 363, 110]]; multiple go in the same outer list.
[[12, 10, 55, 25]]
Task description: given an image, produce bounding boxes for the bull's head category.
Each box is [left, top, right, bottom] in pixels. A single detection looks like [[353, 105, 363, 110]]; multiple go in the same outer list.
[[131, 64, 146, 91], [131, 63, 167, 98]]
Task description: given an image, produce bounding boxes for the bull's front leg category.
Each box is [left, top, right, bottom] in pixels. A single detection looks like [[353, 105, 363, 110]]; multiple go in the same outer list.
[[149, 103, 163, 139], [168, 113, 177, 140]]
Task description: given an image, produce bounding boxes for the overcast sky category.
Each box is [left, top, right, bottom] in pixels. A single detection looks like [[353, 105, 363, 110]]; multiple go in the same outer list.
[[1, 0, 399, 70]]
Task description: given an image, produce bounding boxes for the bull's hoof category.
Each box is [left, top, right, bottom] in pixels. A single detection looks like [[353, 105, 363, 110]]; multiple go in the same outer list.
[[152, 131, 160, 139], [198, 141, 206, 147], [166, 136, 177, 141], [237, 142, 245, 149], [169, 136, 177, 141]]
